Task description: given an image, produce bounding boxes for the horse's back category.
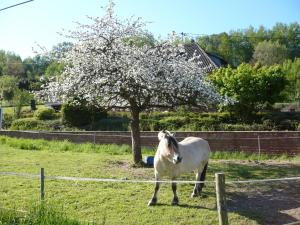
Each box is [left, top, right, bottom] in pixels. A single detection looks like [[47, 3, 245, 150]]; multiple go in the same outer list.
[[180, 137, 210, 152], [178, 137, 210, 173]]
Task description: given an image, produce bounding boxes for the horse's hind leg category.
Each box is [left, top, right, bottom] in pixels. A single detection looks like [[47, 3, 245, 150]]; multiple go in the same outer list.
[[191, 162, 208, 197], [197, 162, 208, 194], [191, 172, 201, 197]]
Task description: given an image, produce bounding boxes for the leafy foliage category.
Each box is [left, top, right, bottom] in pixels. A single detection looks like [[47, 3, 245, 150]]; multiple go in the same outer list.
[[210, 64, 288, 120], [197, 22, 300, 67], [34, 107, 58, 120], [252, 40, 288, 66], [281, 58, 300, 102]]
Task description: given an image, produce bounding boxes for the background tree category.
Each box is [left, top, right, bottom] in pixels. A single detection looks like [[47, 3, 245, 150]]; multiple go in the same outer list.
[[37, 1, 221, 164], [5, 52, 24, 77], [252, 40, 288, 66], [44, 61, 65, 79], [0, 50, 8, 76], [0, 75, 17, 104], [281, 58, 300, 102], [0, 75, 32, 118], [210, 63, 288, 121], [197, 22, 300, 67]]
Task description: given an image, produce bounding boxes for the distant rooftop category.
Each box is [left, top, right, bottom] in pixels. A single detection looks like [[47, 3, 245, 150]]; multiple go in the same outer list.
[[184, 41, 226, 73]]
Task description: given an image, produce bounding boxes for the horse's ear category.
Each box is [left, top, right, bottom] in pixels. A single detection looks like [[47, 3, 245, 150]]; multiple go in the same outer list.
[[158, 131, 166, 141], [165, 130, 173, 136]]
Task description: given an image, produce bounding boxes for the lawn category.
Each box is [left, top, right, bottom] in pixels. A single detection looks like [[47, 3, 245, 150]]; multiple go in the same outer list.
[[0, 136, 299, 225]]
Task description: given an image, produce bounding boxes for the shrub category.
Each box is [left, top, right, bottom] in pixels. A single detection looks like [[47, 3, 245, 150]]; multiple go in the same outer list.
[[10, 118, 62, 131], [10, 118, 45, 130], [210, 64, 288, 121], [34, 108, 58, 120], [2, 113, 13, 129], [62, 103, 107, 127], [20, 108, 35, 118]]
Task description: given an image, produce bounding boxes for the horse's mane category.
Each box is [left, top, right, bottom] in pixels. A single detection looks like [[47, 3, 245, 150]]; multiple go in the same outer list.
[[167, 135, 178, 149]]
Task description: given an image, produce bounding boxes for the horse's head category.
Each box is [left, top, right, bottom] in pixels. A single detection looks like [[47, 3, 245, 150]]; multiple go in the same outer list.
[[158, 130, 182, 164]]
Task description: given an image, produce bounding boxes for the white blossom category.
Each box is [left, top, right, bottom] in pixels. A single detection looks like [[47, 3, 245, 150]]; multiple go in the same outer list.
[[37, 1, 222, 111]]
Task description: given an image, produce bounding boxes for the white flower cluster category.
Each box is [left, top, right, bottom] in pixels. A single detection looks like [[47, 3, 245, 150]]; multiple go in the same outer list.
[[37, 1, 221, 111]]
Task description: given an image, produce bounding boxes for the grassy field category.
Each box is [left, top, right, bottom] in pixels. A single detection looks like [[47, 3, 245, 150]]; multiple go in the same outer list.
[[0, 136, 300, 225]]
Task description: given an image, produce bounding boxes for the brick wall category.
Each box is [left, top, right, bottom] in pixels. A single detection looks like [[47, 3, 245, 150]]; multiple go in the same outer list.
[[0, 130, 299, 155]]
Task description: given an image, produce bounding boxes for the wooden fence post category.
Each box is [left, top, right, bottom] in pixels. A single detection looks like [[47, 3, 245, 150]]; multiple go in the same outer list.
[[215, 173, 228, 225], [257, 135, 261, 161], [40, 168, 45, 201]]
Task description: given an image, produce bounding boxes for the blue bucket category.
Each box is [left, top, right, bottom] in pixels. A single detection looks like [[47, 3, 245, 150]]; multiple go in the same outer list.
[[143, 156, 154, 167]]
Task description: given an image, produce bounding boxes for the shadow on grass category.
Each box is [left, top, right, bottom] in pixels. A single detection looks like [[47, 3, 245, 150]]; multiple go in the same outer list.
[[154, 202, 215, 211], [226, 179, 300, 224], [209, 162, 300, 224]]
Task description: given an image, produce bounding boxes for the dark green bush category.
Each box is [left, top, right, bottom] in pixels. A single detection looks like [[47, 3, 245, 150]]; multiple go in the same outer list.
[[34, 108, 58, 120], [62, 103, 107, 127]]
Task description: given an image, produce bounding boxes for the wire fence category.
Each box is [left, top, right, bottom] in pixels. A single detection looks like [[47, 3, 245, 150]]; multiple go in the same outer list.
[[1, 169, 300, 224], [1, 171, 300, 185]]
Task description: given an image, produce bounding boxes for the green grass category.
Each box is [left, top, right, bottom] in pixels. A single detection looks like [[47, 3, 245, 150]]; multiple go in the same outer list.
[[0, 136, 300, 225], [0, 203, 85, 225]]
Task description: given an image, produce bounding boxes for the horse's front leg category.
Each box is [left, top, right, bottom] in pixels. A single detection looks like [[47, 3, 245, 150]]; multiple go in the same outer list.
[[148, 176, 160, 206], [171, 179, 179, 205]]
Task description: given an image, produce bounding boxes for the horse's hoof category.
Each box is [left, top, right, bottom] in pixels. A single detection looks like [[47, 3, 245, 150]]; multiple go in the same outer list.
[[171, 197, 179, 206], [191, 192, 198, 198], [148, 198, 157, 206]]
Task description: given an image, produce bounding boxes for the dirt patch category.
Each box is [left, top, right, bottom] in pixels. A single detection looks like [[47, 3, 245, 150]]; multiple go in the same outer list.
[[227, 180, 300, 225]]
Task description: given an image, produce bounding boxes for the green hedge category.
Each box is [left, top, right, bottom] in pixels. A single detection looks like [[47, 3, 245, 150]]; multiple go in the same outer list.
[[92, 117, 130, 131], [10, 118, 62, 131], [6, 110, 300, 131]]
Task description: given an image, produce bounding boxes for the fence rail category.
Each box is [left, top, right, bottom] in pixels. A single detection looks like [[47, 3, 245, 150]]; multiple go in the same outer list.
[[1, 171, 300, 185]]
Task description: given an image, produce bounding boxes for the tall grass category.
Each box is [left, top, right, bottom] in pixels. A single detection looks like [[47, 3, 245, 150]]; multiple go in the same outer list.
[[0, 203, 85, 225]]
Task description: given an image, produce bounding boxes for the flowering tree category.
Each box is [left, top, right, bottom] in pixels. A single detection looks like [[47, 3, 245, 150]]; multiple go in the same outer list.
[[38, 1, 221, 164]]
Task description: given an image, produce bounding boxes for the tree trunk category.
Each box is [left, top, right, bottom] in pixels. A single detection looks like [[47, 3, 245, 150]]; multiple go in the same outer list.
[[130, 108, 142, 165]]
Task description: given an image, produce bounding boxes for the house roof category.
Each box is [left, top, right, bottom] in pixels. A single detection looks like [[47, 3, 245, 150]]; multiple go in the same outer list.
[[184, 41, 220, 73]]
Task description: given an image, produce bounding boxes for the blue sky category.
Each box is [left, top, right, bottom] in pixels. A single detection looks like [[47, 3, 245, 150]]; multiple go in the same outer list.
[[0, 0, 299, 59]]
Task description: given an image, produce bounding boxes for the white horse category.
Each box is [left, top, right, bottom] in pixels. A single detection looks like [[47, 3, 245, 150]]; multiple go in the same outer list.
[[148, 130, 210, 206]]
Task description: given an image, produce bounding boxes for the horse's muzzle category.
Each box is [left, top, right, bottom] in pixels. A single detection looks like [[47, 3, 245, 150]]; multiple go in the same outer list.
[[173, 156, 182, 164]]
